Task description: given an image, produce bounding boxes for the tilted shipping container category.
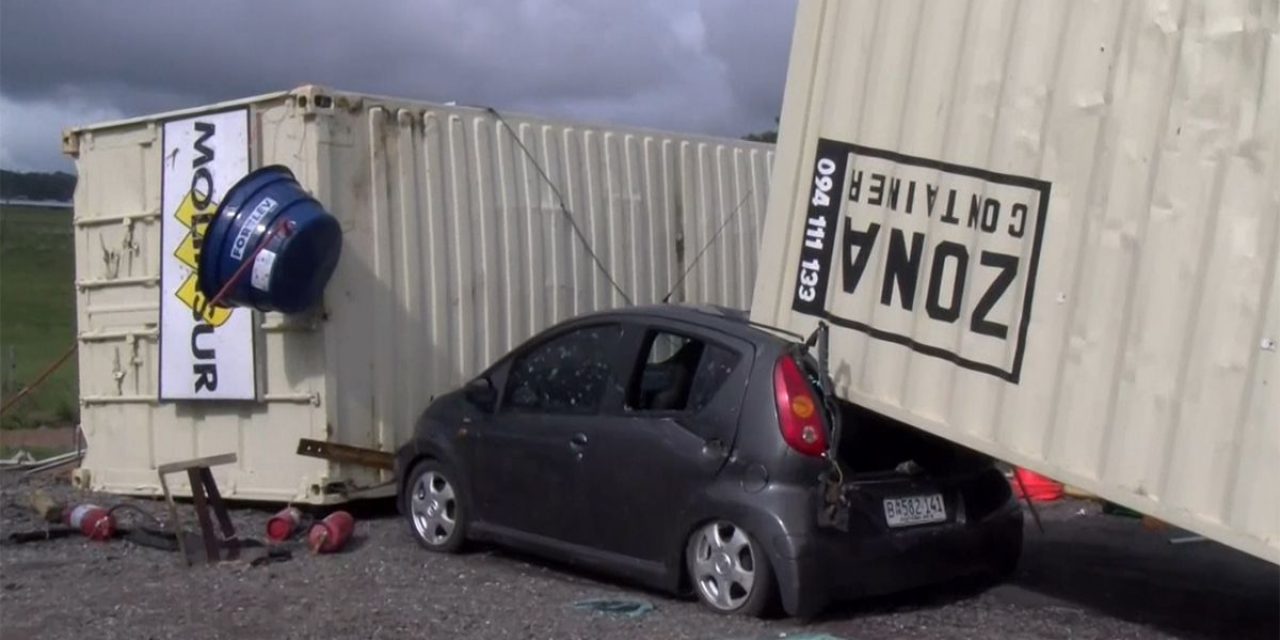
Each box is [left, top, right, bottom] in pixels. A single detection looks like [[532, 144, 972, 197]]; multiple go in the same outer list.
[[751, 0, 1278, 563], [66, 86, 773, 502]]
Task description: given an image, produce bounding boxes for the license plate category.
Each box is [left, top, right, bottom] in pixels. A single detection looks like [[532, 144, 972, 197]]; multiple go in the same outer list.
[[883, 494, 947, 527]]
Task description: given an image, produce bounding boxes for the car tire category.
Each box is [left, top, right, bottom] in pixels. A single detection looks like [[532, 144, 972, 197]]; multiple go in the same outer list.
[[685, 520, 777, 617], [404, 459, 468, 553]]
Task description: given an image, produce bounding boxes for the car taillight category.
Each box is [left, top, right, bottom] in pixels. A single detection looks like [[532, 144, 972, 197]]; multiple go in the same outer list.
[[774, 354, 827, 457]]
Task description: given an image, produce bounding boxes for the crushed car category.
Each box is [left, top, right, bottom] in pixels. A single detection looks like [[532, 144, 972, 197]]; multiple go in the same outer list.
[[394, 304, 1022, 617]]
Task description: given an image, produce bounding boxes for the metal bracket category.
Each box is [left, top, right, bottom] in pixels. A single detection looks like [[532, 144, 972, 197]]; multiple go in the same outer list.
[[296, 438, 394, 470]]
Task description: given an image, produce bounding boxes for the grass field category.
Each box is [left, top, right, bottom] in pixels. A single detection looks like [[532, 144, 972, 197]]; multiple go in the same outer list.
[[0, 205, 78, 429]]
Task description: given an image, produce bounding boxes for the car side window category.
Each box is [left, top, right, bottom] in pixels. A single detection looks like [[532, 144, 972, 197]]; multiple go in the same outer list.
[[627, 330, 739, 414], [687, 342, 739, 412], [504, 324, 622, 414]]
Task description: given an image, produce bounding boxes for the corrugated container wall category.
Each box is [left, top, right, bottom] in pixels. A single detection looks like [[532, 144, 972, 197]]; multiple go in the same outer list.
[[752, 0, 1278, 563], [67, 86, 773, 503]]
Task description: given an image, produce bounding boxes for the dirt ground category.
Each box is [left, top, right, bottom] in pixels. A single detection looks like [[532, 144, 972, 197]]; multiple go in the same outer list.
[[0, 427, 77, 456], [0, 469, 1275, 640]]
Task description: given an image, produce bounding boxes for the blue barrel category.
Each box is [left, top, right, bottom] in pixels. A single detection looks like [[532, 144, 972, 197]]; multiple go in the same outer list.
[[197, 165, 343, 313]]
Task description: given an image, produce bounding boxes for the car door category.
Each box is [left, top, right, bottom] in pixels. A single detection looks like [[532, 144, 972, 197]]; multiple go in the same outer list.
[[468, 322, 628, 547], [576, 320, 754, 564]]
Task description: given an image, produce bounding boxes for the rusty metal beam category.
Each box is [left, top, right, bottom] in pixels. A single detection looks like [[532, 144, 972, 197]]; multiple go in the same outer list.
[[296, 438, 394, 471]]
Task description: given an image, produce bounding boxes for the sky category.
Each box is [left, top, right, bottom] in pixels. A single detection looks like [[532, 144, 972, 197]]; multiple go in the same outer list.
[[0, 0, 797, 172]]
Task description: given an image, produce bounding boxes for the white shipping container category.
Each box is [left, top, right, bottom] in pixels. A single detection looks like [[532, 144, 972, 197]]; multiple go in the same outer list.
[[66, 86, 773, 503], [752, 0, 1278, 563]]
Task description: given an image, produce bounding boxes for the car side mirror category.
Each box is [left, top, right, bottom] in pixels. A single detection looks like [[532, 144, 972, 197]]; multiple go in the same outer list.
[[465, 377, 496, 411]]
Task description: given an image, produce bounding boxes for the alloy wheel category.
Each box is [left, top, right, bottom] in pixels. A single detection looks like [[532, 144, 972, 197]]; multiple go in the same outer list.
[[688, 521, 758, 611], [410, 470, 457, 546]]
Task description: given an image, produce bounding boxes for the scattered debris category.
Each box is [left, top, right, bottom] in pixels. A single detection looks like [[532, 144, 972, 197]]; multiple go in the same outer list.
[[26, 450, 85, 475], [3, 477, 341, 569], [308, 511, 354, 553], [121, 526, 183, 552], [267, 506, 306, 542], [0, 449, 37, 468], [157, 452, 240, 565], [27, 489, 65, 523], [5, 527, 79, 544], [65, 503, 116, 540], [571, 598, 655, 618], [248, 546, 293, 567]]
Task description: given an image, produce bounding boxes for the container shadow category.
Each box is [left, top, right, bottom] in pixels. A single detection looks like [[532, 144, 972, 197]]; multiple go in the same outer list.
[[802, 503, 1277, 640], [1007, 512, 1280, 640]]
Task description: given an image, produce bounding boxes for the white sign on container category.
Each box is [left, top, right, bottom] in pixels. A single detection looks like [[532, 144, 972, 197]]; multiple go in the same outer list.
[[793, 140, 1050, 382], [159, 109, 256, 400]]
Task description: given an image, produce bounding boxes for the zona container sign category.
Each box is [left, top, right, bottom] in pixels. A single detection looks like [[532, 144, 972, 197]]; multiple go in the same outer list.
[[790, 138, 1050, 383]]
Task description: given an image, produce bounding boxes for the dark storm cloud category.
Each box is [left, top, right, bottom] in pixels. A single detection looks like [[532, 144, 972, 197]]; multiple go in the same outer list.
[[0, 0, 797, 170], [702, 0, 796, 128]]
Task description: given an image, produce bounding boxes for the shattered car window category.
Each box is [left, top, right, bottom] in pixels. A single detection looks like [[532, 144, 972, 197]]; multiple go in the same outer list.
[[628, 331, 739, 415], [505, 324, 622, 414], [687, 344, 738, 413]]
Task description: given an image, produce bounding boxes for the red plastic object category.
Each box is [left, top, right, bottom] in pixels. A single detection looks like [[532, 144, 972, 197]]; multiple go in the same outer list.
[[308, 511, 354, 553], [65, 504, 116, 541], [266, 506, 303, 542], [1012, 468, 1064, 502]]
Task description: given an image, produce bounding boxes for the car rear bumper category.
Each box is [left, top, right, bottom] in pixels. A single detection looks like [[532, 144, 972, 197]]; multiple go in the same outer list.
[[775, 498, 1023, 616]]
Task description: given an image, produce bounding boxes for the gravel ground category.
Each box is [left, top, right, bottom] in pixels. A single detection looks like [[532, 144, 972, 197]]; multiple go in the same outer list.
[[0, 469, 1275, 640]]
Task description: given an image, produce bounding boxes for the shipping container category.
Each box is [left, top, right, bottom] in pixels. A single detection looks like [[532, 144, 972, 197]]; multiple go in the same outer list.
[[751, 0, 1278, 563], [66, 85, 773, 503]]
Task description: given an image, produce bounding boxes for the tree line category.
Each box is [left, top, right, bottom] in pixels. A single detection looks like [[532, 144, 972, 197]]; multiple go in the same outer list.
[[0, 170, 76, 202]]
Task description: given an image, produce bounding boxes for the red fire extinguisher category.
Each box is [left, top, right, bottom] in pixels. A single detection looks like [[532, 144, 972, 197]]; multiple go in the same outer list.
[[307, 511, 354, 554], [65, 504, 116, 541], [266, 506, 303, 542]]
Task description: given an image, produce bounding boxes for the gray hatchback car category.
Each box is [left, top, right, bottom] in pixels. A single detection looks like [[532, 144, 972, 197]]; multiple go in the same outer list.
[[394, 304, 1023, 617]]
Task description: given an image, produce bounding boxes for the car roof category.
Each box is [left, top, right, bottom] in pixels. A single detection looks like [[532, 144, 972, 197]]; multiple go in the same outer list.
[[574, 303, 799, 346]]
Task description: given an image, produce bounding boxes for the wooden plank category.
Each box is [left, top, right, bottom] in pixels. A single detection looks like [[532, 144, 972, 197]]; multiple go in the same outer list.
[[200, 468, 239, 562], [156, 452, 237, 474], [188, 469, 220, 563]]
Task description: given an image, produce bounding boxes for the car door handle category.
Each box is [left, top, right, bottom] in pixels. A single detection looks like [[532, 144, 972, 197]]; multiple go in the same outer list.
[[702, 438, 726, 458], [569, 433, 588, 449]]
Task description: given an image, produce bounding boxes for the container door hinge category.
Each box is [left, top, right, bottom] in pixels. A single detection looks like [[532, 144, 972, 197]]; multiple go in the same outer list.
[[112, 348, 126, 394], [100, 235, 121, 280]]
